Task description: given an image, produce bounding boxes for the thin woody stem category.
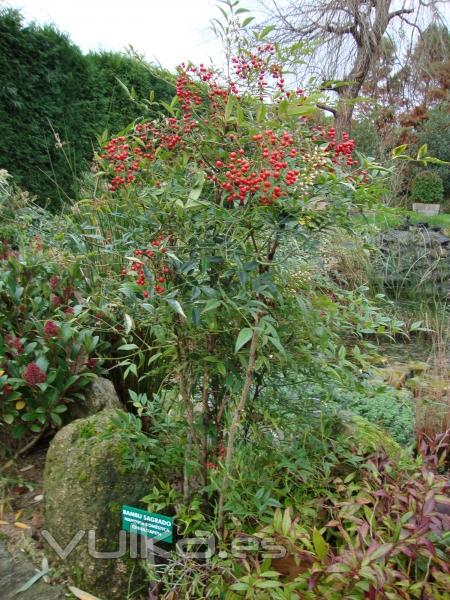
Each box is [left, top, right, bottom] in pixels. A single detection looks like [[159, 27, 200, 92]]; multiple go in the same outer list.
[[217, 313, 261, 533]]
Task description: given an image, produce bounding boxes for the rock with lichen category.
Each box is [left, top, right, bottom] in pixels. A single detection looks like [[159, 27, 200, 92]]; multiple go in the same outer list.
[[66, 376, 123, 422], [43, 409, 152, 599]]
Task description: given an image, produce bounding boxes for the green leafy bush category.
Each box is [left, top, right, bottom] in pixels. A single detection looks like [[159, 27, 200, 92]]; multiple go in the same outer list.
[[143, 434, 449, 599], [0, 240, 103, 448], [410, 170, 444, 204], [416, 104, 450, 196]]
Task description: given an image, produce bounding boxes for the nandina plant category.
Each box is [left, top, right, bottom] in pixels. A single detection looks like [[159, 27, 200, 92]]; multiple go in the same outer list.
[[97, 1, 383, 528]]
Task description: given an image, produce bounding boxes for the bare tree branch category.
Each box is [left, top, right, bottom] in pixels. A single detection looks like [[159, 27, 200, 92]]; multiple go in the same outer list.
[[255, 0, 446, 134]]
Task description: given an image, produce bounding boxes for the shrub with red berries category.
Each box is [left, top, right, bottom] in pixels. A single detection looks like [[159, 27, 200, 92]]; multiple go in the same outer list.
[[95, 3, 385, 505]]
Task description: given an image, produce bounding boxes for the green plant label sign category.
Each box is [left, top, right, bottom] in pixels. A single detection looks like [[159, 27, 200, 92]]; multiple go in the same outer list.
[[121, 505, 173, 543]]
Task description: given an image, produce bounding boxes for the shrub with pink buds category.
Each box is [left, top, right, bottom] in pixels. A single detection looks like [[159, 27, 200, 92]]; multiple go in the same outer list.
[[22, 362, 47, 386], [43, 320, 59, 338]]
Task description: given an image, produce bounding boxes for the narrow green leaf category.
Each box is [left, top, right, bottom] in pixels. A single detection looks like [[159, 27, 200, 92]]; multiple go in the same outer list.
[[313, 528, 329, 560], [117, 344, 138, 351], [15, 569, 50, 594], [225, 95, 235, 122], [416, 143, 428, 160], [259, 25, 275, 39], [202, 299, 221, 314], [268, 336, 285, 354], [235, 328, 253, 352], [367, 543, 393, 562], [166, 298, 186, 319], [255, 580, 282, 589], [242, 16, 254, 27], [281, 508, 292, 536], [256, 103, 266, 122], [229, 583, 249, 591]]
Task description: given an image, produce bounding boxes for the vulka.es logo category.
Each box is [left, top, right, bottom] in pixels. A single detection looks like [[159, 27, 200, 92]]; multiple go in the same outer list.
[[42, 529, 286, 561]]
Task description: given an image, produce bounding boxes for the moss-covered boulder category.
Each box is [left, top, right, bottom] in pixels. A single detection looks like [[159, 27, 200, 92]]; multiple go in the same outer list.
[[66, 376, 123, 422], [43, 409, 151, 599]]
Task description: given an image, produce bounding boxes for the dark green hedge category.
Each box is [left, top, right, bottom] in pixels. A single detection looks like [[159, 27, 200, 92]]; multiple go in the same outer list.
[[0, 9, 173, 206]]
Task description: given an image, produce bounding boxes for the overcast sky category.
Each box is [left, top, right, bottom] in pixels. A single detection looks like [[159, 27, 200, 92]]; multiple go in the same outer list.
[[4, 0, 449, 73], [5, 0, 225, 69]]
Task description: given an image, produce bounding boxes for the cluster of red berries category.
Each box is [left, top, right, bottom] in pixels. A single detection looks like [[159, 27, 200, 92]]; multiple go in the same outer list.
[[121, 236, 172, 297], [311, 126, 358, 167], [101, 136, 138, 191], [328, 129, 356, 162], [231, 43, 287, 100], [176, 67, 205, 114], [100, 49, 365, 196], [178, 64, 234, 113], [206, 446, 226, 469], [102, 113, 196, 191], [208, 129, 301, 205]]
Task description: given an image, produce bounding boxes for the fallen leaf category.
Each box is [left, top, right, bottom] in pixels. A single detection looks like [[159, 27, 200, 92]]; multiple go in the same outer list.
[[68, 586, 104, 600], [20, 464, 34, 472], [33, 494, 44, 502], [0, 519, 10, 525], [14, 521, 31, 529], [14, 567, 50, 595]]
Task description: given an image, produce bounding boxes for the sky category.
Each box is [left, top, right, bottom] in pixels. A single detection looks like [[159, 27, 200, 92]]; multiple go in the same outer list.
[[4, 0, 225, 69], [4, 0, 449, 73]]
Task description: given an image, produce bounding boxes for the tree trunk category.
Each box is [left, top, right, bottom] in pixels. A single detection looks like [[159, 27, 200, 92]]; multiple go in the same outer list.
[[335, 94, 356, 139], [333, 0, 392, 138]]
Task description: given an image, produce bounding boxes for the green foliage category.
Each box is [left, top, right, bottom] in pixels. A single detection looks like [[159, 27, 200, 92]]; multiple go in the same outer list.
[[351, 118, 384, 160], [84, 52, 173, 137], [143, 434, 449, 599], [0, 180, 106, 448], [0, 9, 91, 204], [102, 392, 185, 476], [415, 105, 450, 196], [0, 242, 104, 446], [410, 170, 444, 204], [60, 1, 404, 528], [3, 7, 446, 598], [332, 384, 414, 446], [0, 8, 173, 206], [247, 450, 449, 599]]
